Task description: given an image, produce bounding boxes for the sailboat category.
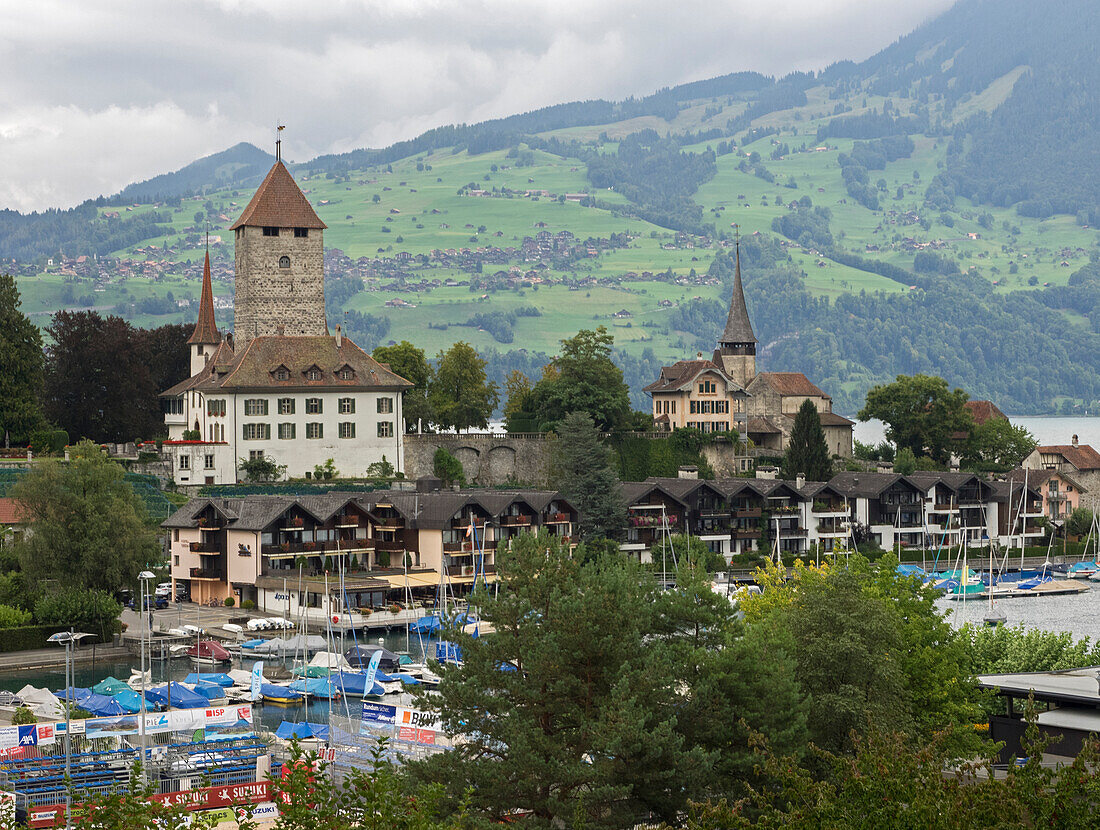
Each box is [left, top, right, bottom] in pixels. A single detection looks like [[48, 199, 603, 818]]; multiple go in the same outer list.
[[982, 542, 1006, 625]]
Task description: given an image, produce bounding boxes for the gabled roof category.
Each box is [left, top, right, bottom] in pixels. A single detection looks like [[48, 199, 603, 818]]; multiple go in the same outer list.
[[1007, 468, 1087, 494], [964, 399, 1007, 425], [187, 250, 220, 345], [161, 335, 411, 395], [0, 498, 27, 526], [719, 242, 756, 345], [751, 372, 829, 399], [819, 411, 855, 427], [828, 472, 920, 499], [745, 416, 782, 434], [1035, 444, 1100, 472], [619, 481, 690, 509], [642, 359, 745, 395], [230, 161, 327, 231]]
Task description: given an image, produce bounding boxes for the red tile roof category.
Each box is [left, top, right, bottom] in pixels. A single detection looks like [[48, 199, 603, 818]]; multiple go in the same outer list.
[[186, 249, 220, 345], [964, 399, 1007, 425], [643, 360, 732, 393], [1037, 444, 1100, 471], [754, 372, 829, 398], [0, 498, 27, 525], [230, 161, 327, 230]]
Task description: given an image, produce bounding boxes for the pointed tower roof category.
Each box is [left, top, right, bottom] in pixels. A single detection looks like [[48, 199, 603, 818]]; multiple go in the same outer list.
[[229, 161, 327, 230], [187, 249, 220, 345], [719, 242, 756, 345]]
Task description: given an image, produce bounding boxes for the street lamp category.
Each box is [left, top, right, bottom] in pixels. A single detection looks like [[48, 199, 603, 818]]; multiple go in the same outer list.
[[47, 631, 92, 830], [137, 570, 155, 784]]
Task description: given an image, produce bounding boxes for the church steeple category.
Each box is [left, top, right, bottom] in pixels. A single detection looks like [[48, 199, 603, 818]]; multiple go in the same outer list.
[[187, 243, 219, 347], [715, 238, 756, 386]]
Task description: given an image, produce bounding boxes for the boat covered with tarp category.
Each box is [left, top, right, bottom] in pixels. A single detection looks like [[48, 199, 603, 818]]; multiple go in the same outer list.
[[275, 721, 330, 741], [259, 683, 303, 705], [144, 682, 210, 709], [91, 676, 131, 696], [344, 644, 402, 673], [184, 672, 234, 687], [288, 676, 341, 699]]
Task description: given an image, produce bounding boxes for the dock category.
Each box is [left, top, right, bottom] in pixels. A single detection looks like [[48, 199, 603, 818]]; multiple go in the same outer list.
[[944, 579, 1091, 601]]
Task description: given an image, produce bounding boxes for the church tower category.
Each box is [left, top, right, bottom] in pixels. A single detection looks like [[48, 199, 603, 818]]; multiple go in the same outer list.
[[715, 241, 757, 387], [187, 247, 220, 376], [230, 147, 327, 348]]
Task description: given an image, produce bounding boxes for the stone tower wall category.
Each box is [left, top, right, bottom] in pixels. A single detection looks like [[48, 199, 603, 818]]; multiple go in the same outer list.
[[233, 226, 326, 346], [719, 351, 755, 388]]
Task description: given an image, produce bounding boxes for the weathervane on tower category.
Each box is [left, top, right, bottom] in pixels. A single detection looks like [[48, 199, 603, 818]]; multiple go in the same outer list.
[[276, 124, 285, 163]]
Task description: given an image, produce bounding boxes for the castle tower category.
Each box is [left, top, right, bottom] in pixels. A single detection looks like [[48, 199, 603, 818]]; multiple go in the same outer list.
[[230, 155, 327, 348], [187, 247, 220, 376], [715, 241, 756, 387]]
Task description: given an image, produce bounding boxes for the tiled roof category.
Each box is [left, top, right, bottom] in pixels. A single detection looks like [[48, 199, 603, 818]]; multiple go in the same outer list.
[[753, 372, 829, 398], [1036, 444, 1100, 471], [642, 360, 738, 394], [745, 416, 782, 434], [719, 243, 756, 345], [1007, 467, 1086, 493], [819, 412, 854, 427], [186, 250, 220, 345], [161, 335, 411, 395], [964, 399, 1007, 425], [0, 498, 27, 525], [230, 161, 327, 231]]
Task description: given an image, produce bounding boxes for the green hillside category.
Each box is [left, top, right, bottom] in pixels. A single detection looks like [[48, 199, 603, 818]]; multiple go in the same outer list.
[[8, 0, 1100, 415]]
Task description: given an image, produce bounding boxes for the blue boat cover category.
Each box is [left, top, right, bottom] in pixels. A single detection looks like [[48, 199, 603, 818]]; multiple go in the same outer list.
[[260, 683, 303, 701], [330, 673, 385, 696], [375, 670, 420, 686], [56, 687, 93, 704], [409, 615, 440, 634], [288, 677, 339, 698], [80, 693, 128, 716], [241, 638, 268, 649], [145, 682, 209, 709], [190, 683, 228, 702], [275, 721, 330, 741], [113, 688, 143, 713], [896, 564, 926, 577], [184, 672, 234, 687]]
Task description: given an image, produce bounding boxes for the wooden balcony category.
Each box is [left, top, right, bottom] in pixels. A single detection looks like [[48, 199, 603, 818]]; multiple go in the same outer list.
[[545, 512, 571, 524], [499, 515, 532, 527], [189, 568, 224, 581], [189, 542, 221, 554], [735, 508, 761, 518]]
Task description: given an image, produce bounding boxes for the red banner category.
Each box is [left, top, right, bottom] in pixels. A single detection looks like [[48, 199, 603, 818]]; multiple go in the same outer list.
[[151, 780, 271, 811]]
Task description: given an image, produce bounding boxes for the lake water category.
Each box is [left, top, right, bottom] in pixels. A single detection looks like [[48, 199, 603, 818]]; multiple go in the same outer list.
[[935, 586, 1100, 641], [855, 416, 1100, 448]]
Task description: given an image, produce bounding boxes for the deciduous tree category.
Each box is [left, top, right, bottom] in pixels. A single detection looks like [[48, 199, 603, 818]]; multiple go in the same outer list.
[[12, 440, 155, 592], [858, 374, 972, 465], [428, 342, 498, 432], [374, 341, 434, 431]]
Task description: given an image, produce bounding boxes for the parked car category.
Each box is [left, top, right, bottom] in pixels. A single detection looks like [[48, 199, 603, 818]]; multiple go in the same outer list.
[[154, 582, 173, 597], [133, 595, 169, 610]]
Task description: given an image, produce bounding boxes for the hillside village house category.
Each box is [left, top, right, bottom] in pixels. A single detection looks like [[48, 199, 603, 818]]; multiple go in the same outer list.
[[1008, 468, 1084, 524], [160, 154, 411, 484], [618, 470, 1044, 564], [163, 487, 577, 612], [1023, 438, 1100, 512], [644, 242, 853, 456]]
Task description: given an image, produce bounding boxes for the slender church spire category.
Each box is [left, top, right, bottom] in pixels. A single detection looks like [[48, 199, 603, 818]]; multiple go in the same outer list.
[[719, 235, 756, 346], [187, 236, 220, 346]]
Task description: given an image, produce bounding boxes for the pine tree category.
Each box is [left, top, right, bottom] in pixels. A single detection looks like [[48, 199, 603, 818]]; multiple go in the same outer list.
[[782, 399, 833, 481], [553, 411, 626, 540], [0, 274, 44, 446]]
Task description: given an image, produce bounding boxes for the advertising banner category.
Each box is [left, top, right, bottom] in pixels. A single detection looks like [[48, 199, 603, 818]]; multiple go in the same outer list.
[[0, 723, 57, 750], [361, 701, 440, 744], [150, 780, 271, 811], [54, 704, 254, 740]]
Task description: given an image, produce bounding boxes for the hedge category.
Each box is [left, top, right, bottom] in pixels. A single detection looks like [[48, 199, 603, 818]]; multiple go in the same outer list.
[[0, 625, 108, 653]]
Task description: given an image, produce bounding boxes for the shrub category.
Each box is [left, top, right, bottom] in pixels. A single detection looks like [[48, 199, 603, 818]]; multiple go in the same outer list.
[[240, 599, 255, 610], [377, 551, 391, 568], [0, 604, 32, 629], [224, 597, 235, 607], [34, 588, 121, 637], [433, 447, 466, 487], [12, 706, 36, 725]]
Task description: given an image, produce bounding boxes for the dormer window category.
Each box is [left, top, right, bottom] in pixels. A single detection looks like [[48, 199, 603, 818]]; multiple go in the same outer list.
[[263, 227, 279, 237], [337, 365, 355, 381], [279, 255, 290, 269], [273, 366, 290, 381], [306, 366, 323, 381]]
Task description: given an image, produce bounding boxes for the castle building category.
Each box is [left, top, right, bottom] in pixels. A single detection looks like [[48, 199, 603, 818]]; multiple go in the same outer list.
[[160, 153, 411, 485], [645, 242, 853, 457]]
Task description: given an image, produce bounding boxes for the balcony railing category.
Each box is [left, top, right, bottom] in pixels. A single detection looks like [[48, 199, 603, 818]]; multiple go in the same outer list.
[[189, 542, 221, 554], [545, 512, 571, 524], [375, 540, 407, 553], [734, 529, 760, 539], [499, 515, 532, 527], [189, 568, 224, 581], [445, 564, 498, 577], [734, 508, 762, 518]]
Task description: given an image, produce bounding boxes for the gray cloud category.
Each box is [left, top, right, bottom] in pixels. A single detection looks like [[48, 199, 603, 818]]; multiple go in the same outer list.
[[0, 0, 953, 211]]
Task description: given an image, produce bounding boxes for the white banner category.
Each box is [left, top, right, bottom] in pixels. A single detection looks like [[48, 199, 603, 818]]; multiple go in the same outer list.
[[0, 724, 57, 750], [53, 704, 254, 739]]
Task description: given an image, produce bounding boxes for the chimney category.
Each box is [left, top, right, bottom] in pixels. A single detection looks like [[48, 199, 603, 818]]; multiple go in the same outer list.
[[1072, 434, 1079, 447], [335, 324, 342, 348], [796, 473, 806, 490]]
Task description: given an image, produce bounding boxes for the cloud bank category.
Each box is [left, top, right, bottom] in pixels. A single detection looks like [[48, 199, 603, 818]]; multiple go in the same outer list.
[[0, 0, 953, 211]]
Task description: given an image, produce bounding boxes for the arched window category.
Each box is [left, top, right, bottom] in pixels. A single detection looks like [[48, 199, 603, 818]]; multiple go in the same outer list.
[[279, 255, 290, 269]]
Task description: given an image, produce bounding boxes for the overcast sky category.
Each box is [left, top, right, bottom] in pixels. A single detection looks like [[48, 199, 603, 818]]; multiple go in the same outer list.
[[0, 0, 954, 212]]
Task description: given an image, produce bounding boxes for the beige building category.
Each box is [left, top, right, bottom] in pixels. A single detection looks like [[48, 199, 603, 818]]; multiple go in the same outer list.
[[646, 243, 853, 456]]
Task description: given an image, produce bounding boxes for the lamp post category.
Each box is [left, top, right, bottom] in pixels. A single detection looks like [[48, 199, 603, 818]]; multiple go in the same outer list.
[[47, 631, 92, 830], [137, 570, 155, 784]]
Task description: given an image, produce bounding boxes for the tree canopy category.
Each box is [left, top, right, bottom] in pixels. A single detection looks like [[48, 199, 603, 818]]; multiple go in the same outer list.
[[858, 374, 972, 465], [374, 341, 434, 432], [428, 342, 498, 432], [12, 440, 156, 593], [551, 411, 626, 541]]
